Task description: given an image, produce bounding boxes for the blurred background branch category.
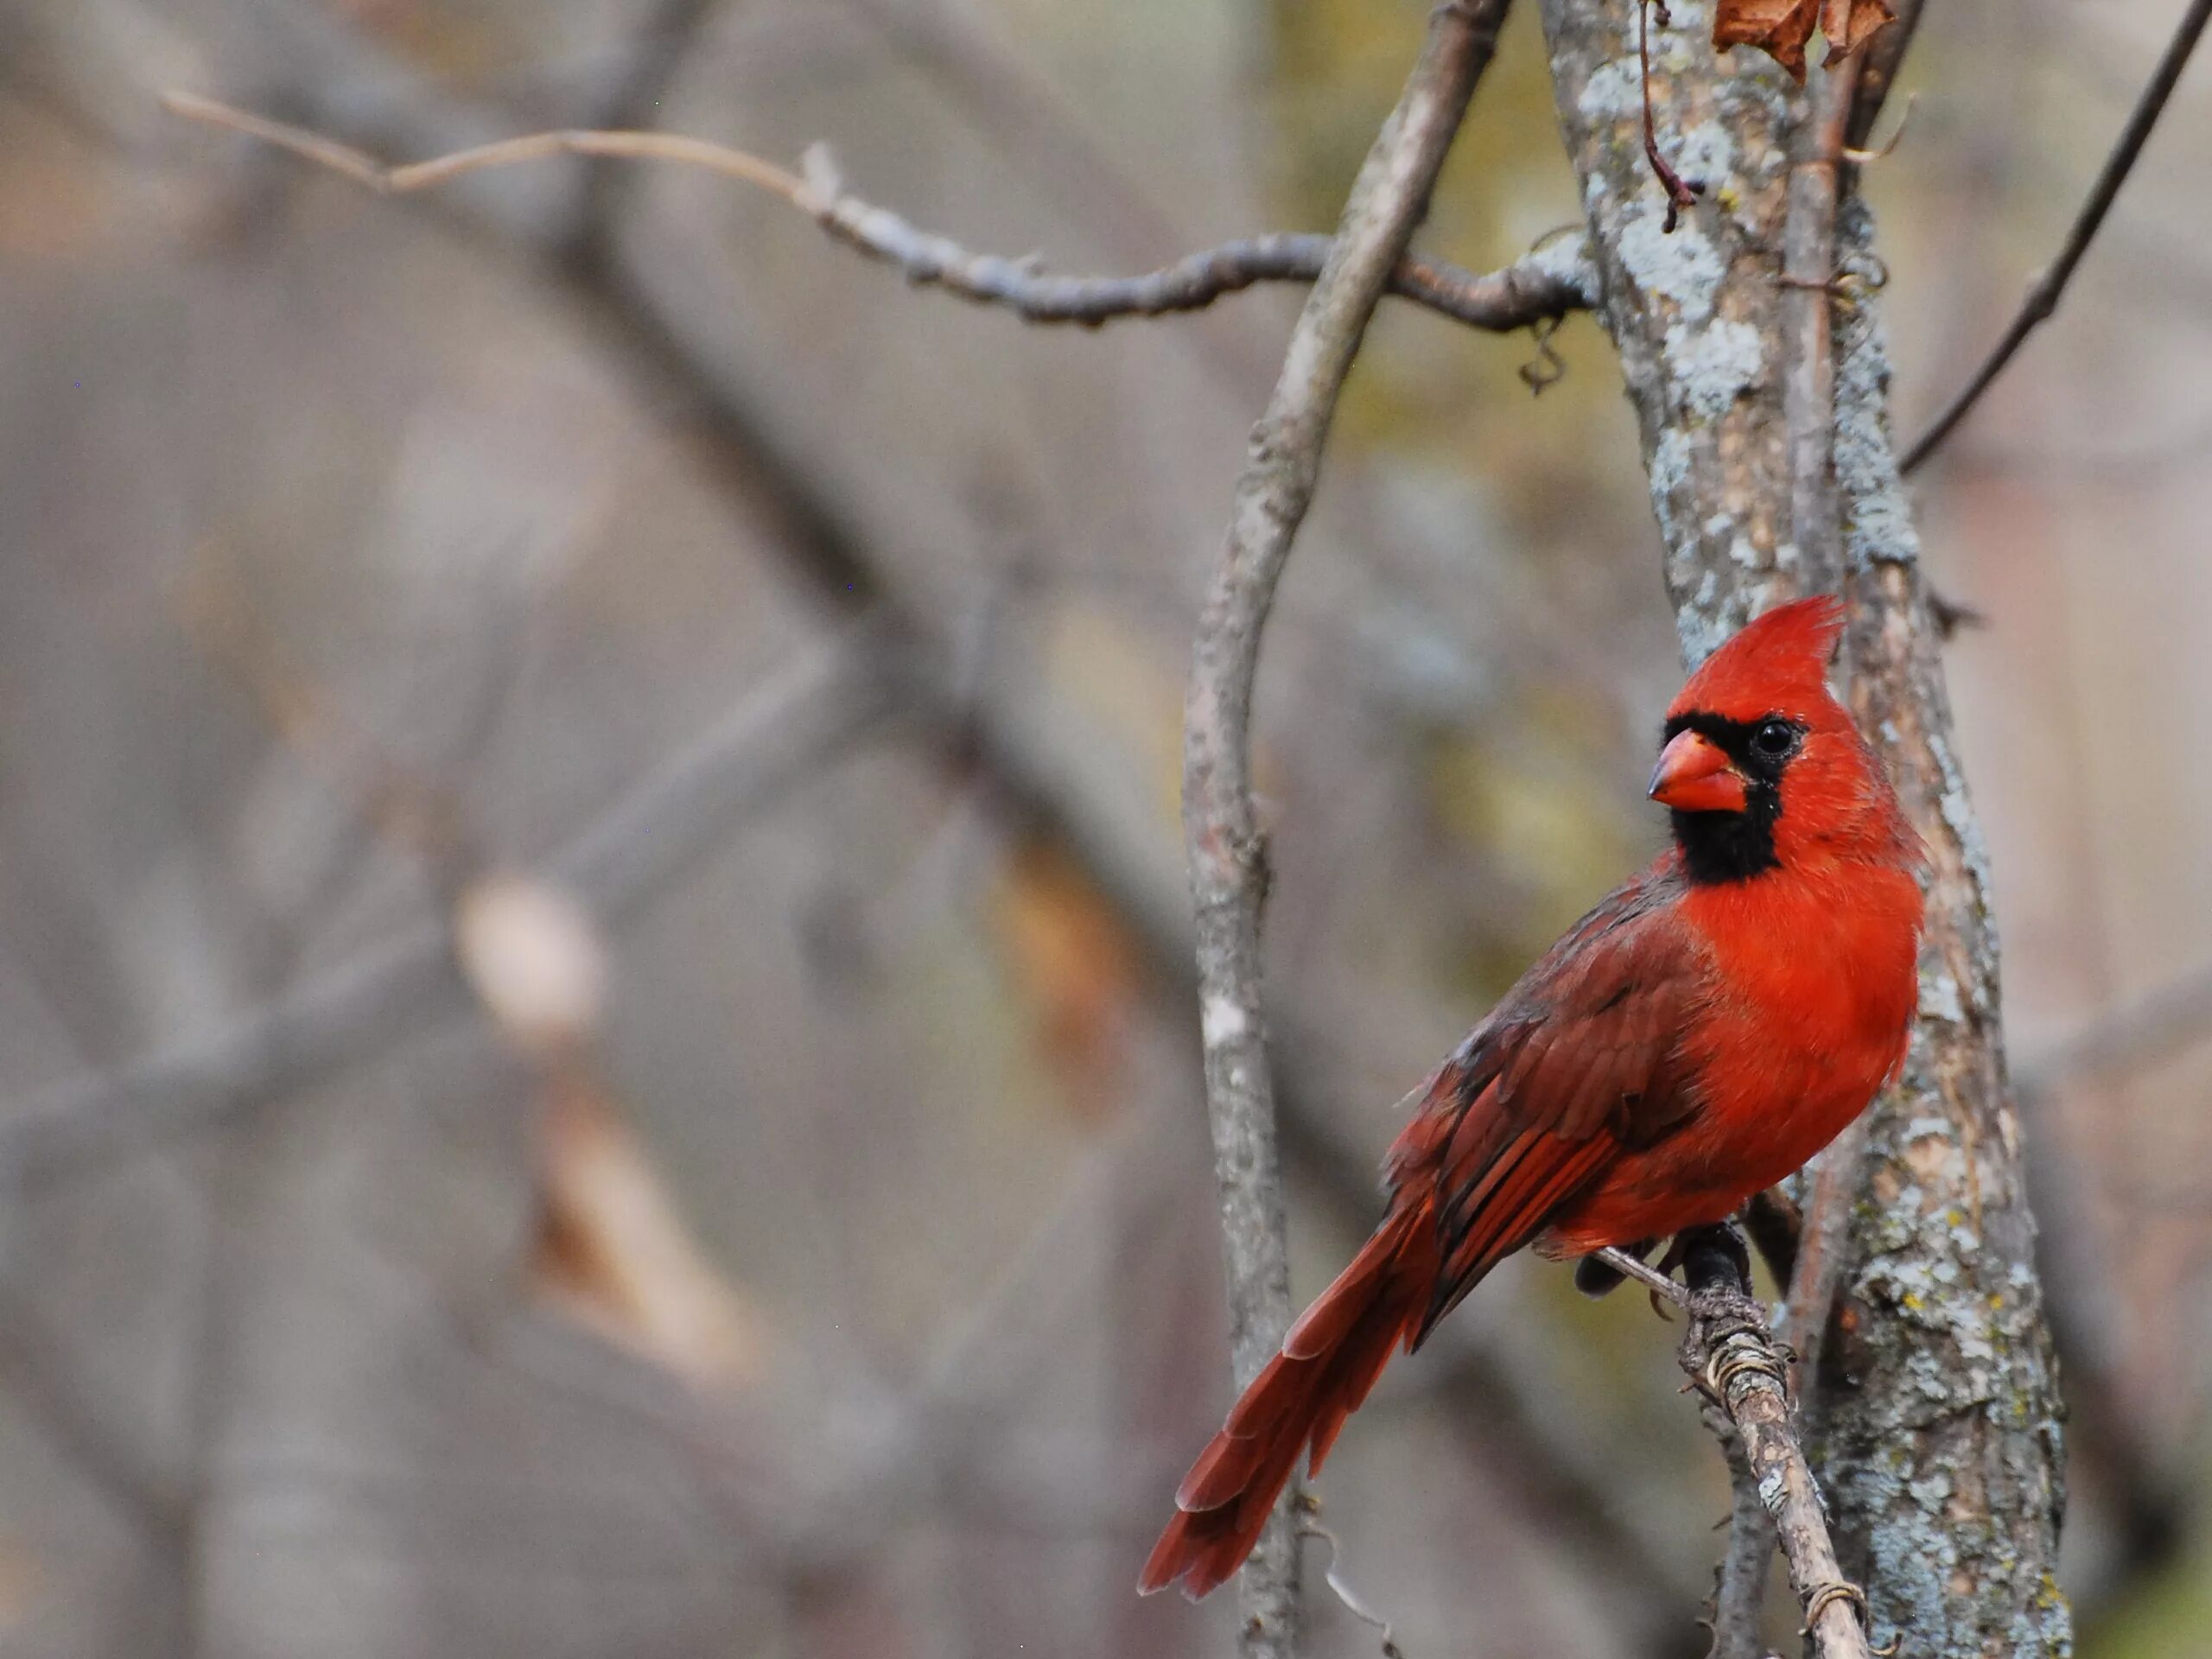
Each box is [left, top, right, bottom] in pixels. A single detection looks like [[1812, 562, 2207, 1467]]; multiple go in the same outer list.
[[0, 0, 2202, 1654]]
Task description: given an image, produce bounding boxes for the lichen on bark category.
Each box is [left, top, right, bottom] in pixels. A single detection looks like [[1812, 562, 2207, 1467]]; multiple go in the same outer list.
[[1537, 3, 2072, 1653], [1821, 199, 2072, 1659]]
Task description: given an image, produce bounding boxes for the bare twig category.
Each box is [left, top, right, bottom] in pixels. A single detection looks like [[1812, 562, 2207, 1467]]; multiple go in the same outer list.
[[162, 90, 805, 193], [1640, 0, 1702, 230], [1707, 1118, 1872, 1652], [1297, 1513, 1405, 1659], [1593, 1243, 1689, 1304], [1679, 1235, 1875, 1659], [161, 92, 1589, 336], [1182, 3, 1508, 1652], [1901, 0, 2212, 472]]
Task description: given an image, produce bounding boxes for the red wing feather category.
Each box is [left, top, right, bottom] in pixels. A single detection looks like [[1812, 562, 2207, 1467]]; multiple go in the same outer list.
[[1388, 868, 1708, 1338], [1141, 867, 1713, 1600]]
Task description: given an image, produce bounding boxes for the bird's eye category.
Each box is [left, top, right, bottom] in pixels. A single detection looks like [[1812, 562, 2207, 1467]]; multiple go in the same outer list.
[[1751, 720, 1798, 761]]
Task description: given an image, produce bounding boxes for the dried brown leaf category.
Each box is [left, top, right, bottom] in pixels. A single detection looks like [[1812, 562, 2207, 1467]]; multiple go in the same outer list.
[[1711, 0, 1893, 82], [532, 1072, 768, 1388], [1713, 0, 1819, 82], [1820, 0, 1897, 66], [988, 837, 1144, 1119]]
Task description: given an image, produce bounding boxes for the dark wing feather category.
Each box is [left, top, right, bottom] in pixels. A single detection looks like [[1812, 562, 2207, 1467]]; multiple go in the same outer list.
[[1383, 866, 1709, 1341]]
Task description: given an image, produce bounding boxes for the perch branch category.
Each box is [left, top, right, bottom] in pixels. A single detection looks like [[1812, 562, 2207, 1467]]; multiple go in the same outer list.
[[160, 92, 1589, 335], [1182, 3, 1509, 1653], [1678, 1235, 1876, 1659], [1901, 0, 2212, 472]]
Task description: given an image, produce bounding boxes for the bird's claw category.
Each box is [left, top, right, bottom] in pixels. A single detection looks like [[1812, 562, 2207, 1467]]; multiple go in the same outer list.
[[1684, 1287, 1789, 1405], [1684, 1283, 1769, 1332]]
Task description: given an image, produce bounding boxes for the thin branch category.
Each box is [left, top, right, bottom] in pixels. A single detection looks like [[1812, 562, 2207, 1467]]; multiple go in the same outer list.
[[1182, 4, 1509, 1654], [161, 92, 1589, 335], [1640, 0, 1701, 229], [1719, 1120, 1872, 1655], [162, 90, 805, 193], [1900, 0, 2212, 472], [1678, 1234, 1875, 1659], [1593, 1243, 1689, 1304], [1781, 54, 1863, 590], [1844, 0, 1926, 150]]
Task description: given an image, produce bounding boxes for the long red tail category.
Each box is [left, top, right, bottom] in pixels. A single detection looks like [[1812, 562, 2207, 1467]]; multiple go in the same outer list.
[[1138, 1204, 1437, 1599]]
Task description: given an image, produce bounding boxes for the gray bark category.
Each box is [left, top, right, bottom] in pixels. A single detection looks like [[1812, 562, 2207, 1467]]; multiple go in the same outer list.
[[1538, 3, 2072, 1653]]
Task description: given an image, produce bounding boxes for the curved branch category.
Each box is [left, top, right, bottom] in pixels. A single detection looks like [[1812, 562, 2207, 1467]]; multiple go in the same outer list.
[[1901, 0, 2212, 472], [1180, 4, 1510, 1654], [161, 92, 1590, 335]]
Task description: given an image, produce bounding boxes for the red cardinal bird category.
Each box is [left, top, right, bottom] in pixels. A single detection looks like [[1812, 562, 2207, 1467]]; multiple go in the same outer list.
[[1140, 595, 1923, 1599]]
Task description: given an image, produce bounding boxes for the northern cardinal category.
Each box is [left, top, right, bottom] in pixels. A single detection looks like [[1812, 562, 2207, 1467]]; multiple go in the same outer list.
[[1141, 595, 1923, 1599]]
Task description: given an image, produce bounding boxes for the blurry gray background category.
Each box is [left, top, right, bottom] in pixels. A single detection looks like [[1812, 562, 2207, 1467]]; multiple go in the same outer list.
[[0, 0, 2207, 1654]]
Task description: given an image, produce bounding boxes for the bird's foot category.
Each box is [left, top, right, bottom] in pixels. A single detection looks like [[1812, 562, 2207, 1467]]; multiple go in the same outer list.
[[1573, 1237, 1658, 1298], [1673, 1221, 1754, 1300], [1684, 1281, 1770, 1337], [1670, 1223, 1789, 1402], [1591, 1224, 1770, 1325]]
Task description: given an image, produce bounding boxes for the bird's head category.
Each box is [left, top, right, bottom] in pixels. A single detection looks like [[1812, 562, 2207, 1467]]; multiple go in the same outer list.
[[1648, 595, 1909, 883]]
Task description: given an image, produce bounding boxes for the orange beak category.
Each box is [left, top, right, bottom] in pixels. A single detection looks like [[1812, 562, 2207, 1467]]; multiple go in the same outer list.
[[1648, 729, 1748, 813]]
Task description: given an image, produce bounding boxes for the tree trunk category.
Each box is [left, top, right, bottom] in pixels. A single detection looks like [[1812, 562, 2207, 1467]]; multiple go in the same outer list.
[[1538, 3, 2072, 1653]]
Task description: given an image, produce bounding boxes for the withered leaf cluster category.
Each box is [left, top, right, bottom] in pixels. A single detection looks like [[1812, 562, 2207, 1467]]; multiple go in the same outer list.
[[1710, 0, 1895, 83]]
